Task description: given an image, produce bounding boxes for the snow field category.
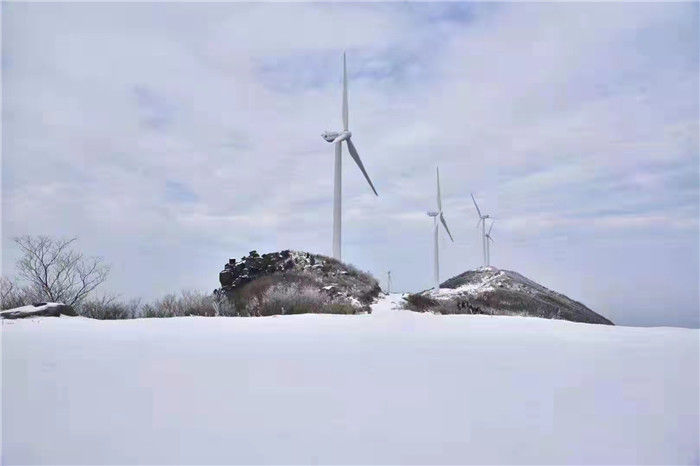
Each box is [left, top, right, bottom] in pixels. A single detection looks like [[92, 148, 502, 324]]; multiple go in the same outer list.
[[2, 295, 698, 464]]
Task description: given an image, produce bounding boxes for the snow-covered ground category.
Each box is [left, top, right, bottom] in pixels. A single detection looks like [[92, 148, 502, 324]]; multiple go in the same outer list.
[[3, 295, 698, 464]]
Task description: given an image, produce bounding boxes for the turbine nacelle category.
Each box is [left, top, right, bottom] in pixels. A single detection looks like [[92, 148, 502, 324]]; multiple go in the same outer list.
[[427, 211, 439, 217], [322, 130, 352, 144], [322, 131, 339, 143], [477, 214, 491, 227]]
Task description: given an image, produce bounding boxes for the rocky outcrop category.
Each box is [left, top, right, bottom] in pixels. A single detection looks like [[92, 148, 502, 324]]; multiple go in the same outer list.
[[215, 250, 381, 316], [0, 302, 74, 319], [404, 267, 613, 325]]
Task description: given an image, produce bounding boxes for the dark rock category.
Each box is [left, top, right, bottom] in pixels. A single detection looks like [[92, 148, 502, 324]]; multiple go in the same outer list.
[[1, 302, 73, 319], [219, 270, 234, 287]]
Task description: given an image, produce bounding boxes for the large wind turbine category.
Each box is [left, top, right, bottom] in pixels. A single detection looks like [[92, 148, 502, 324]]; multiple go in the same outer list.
[[322, 53, 378, 261], [484, 220, 495, 266], [471, 193, 491, 267], [427, 167, 454, 290]]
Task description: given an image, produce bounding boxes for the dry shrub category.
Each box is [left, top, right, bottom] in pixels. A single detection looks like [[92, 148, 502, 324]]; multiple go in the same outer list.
[[141, 290, 217, 318], [228, 273, 362, 316], [1, 277, 27, 310], [213, 291, 237, 316], [259, 282, 329, 315], [79, 297, 140, 320], [403, 293, 439, 313]]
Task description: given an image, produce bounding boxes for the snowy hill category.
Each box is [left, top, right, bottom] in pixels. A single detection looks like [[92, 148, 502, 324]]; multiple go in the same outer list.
[[3, 295, 697, 464], [405, 266, 613, 325]]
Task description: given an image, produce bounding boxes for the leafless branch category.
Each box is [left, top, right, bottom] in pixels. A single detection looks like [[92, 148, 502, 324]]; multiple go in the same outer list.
[[13, 235, 111, 307]]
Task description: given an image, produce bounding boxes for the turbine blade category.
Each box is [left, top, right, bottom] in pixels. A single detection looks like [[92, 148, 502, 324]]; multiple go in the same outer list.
[[342, 52, 348, 131], [346, 138, 378, 196], [488, 236, 495, 243], [488, 220, 494, 235], [471, 193, 482, 217], [440, 213, 454, 242], [436, 166, 442, 211]]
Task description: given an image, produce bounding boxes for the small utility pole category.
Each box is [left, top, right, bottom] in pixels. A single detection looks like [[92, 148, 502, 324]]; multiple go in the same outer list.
[[387, 270, 392, 294]]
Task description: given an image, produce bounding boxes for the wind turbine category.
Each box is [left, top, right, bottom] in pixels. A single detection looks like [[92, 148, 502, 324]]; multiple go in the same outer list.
[[387, 270, 392, 294], [484, 220, 495, 266], [321, 52, 378, 261], [427, 167, 454, 290], [471, 193, 491, 267]]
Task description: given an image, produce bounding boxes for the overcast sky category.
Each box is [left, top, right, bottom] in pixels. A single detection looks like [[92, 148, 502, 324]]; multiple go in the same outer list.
[[2, 2, 698, 327]]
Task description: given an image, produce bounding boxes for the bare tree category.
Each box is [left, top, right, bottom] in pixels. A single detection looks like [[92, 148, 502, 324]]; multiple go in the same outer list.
[[14, 235, 110, 307], [1, 276, 25, 309]]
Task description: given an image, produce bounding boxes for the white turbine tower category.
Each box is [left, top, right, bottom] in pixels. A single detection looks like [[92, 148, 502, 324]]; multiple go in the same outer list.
[[471, 193, 491, 267], [322, 52, 378, 261], [427, 167, 454, 290], [484, 220, 495, 266]]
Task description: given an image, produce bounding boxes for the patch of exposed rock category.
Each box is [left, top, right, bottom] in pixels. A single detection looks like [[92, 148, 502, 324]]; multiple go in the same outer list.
[[1, 302, 75, 319], [215, 250, 381, 316], [404, 267, 613, 325]]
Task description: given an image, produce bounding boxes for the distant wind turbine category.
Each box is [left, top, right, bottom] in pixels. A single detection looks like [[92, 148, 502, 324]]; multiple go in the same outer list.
[[471, 193, 491, 267], [387, 270, 392, 294], [427, 167, 454, 290], [321, 52, 378, 261], [485, 220, 495, 266]]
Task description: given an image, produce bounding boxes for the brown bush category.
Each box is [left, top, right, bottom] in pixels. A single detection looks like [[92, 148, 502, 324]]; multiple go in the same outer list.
[[79, 297, 140, 320], [141, 290, 217, 318], [226, 272, 364, 316], [403, 293, 439, 313]]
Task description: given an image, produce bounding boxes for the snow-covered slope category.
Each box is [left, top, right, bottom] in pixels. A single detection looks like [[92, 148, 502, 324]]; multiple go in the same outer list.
[[2, 296, 697, 464], [408, 267, 613, 325]]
